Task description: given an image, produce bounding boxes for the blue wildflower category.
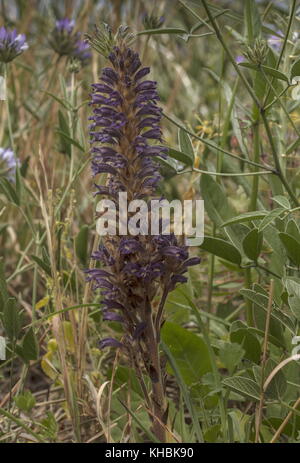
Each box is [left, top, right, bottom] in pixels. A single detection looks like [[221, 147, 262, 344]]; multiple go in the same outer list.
[[0, 26, 28, 63], [0, 147, 18, 181]]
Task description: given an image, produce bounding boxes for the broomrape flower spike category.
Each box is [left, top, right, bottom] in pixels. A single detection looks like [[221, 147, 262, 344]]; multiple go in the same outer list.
[[86, 25, 200, 442], [0, 26, 28, 63]]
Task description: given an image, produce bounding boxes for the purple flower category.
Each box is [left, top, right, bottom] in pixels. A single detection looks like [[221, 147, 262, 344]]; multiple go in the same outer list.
[[85, 35, 202, 440], [49, 18, 90, 65], [0, 147, 18, 181], [103, 311, 124, 322], [49, 18, 79, 56], [236, 55, 244, 64], [55, 18, 75, 34], [73, 39, 91, 66], [99, 337, 123, 349], [0, 26, 28, 63], [87, 42, 200, 351]]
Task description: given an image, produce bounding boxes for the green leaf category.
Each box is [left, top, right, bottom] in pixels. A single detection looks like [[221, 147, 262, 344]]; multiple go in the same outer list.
[[253, 359, 287, 400], [272, 195, 290, 209], [200, 175, 235, 227], [204, 424, 221, 443], [75, 225, 89, 265], [15, 165, 23, 200], [113, 366, 146, 398], [57, 110, 71, 157], [258, 208, 284, 232], [251, 284, 285, 345], [55, 130, 85, 153], [161, 322, 212, 385], [230, 327, 261, 363], [278, 232, 300, 266], [0, 177, 20, 206], [290, 57, 300, 80], [168, 147, 194, 166], [136, 28, 187, 36], [285, 278, 300, 320], [222, 376, 261, 401], [157, 156, 178, 175], [178, 129, 194, 163], [200, 236, 242, 265], [40, 412, 58, 440], [286, 219, 300, 242], [161, 340, 204, 442], [43, 91, 71, 110], [3, 298, 22, 342], [14, 390, 36, 413], [221, 211, 267, 227], [244, 0, 261, 43], [286, 136, 300, 155], [31, 255, 52, 277], [21, 327, 39, 361], [242, 228, 263, 261], [20, 156, 30, 177], [239, 62, 289, 82], [240, 289, 295, 334], [219, 342, 245, 375]]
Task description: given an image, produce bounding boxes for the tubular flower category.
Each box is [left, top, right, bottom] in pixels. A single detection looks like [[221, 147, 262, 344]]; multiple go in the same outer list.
[[0, 26, 28, 63], [87, 36, 200, 441], [88, 43, 199, 343]]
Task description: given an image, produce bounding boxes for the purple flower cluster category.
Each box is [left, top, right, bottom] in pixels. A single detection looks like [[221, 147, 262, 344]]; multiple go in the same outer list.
[[55, 18, 75, 34], [87, 44, 200, 351], [73, 39, 91, 66], [0, 147, 18, 181], [0, 26, 28, 63], [49, 18, 91, 66]]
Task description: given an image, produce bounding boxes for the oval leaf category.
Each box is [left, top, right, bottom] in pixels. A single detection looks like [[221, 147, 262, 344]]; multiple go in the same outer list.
[[200, 236, 242, 265]]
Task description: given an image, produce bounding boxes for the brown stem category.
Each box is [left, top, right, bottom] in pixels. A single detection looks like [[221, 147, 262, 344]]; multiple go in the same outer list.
[[145, 298, 167, 442], [154, 283, 170, 341]]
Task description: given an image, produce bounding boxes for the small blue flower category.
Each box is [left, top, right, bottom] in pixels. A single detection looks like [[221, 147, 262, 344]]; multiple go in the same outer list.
[[0, 147, 18, 181], [55, 18, 75, 34], [49, 18, 79, 56], [236, 55, 244, 64], [49, 18, 91, 67], [73, 39, 91, 66], [0, 26, 28, 63]]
